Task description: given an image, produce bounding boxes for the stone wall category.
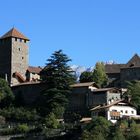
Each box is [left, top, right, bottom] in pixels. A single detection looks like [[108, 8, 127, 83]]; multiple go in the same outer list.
[[68, 87, 89, 110], [88, 91, 121, 107], [88, 91, 107, 107], [0, 38, 12, 83], [12, 82, 46, 105], [120, 67, 140, 87], [11, 38, 29, 85]]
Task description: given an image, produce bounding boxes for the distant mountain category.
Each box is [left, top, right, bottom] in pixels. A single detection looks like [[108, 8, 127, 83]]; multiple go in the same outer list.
[[71, 60, 116, 81], [70, 65, 94, 81]]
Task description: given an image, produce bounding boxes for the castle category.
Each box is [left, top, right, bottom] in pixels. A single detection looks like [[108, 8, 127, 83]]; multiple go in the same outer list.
[[105, 54, 140, 88], [0, 28, 41, 86], [0, 28, 140, 121], [0, 28, 140, 88]]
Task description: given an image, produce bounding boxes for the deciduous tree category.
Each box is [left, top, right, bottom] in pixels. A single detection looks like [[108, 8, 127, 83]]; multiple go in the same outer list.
[[80, 71, 93, 83], [93, 62, 108, 87]]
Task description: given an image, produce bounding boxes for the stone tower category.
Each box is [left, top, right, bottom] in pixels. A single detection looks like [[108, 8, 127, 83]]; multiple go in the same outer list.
[[0, 28, 29, 86]]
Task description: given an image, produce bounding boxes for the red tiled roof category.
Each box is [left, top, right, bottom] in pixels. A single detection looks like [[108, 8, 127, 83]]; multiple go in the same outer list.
[[14, 72, 25, 82], [0, 28, 29, 40], [27, 66, 42, 74]]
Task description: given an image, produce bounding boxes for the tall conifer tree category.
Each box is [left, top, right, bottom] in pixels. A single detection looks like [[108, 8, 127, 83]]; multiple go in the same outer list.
[[38, 50, 75, 117]]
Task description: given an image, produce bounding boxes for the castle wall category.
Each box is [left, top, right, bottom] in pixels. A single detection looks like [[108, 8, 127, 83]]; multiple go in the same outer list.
[[68, 87, 88, 110], [120, 67, 140, 87], [12, 82, 46, 105]]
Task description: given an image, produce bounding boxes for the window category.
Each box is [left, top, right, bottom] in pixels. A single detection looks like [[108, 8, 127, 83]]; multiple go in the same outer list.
[[131, 111, 134, 114], [15, 38, 17, 41], [112, 110, 117, 112], [22, 57, 24, 60], [111, 116, 120, 120], [125, 110, 128, 114], [19, 48, 21, 51], [20, 39, 22, 42], [121, 110, 123, 113]]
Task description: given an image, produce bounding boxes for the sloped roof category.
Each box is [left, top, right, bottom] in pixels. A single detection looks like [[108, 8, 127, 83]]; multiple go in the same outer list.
[[0, 28, 29, 40], [71, 82, 98, 88], [105, 54, 140, 73], [125, 54, 140, 68], [27, 66, 42, 74], [14, 72, 25, 82], [90, 99, 124, 111], [105, 64, 125, 74], [92, 87, 120, 93]]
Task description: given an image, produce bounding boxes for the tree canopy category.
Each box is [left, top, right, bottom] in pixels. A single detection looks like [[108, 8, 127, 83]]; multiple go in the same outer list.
[[126, 80, 140, 113], [81, 117, 111, 140], [38, 50, 75, 117], [0, 78, 14, 108], [80, 71, 93, 83], [93, 62, 108, 88]]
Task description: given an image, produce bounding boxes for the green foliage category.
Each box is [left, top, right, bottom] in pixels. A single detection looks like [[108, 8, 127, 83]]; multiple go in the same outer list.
[[81, 117, 111, 139], [82, 130, 105, 140], [38, 50, 75, 117], [0, 78, 15, 108], [40, 50, 75, 88], [0, 124, 30, 135], [37, 88, 68, 117], [16, 124, 29, 133], [45, 113, 59, 129], [80, 71, 93, 83], [52, 106, 65, 118], [93, 62, 108, 87], [81, 130, 91, 140], [127, 120, 140, 140], [0, 107, 39, 122], [126, 81, 140, 112], [112, 128, 126, 140]]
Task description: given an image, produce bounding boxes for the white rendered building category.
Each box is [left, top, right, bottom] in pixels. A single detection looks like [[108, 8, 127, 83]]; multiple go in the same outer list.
[[91, 100, 139, 123]]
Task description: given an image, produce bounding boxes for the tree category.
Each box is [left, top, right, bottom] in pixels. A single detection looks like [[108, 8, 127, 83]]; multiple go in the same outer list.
[[82, 130, 105, 140], [45, 112, 59, 129], [112, 128, 126, 140], [126, 81, 140, 113], [127, 120, 140, 140], [38, 50, 75, 117], [80, 71, 93, 83], [81, 117, 111, 139], [93, 62, 108, 87], [0, 78, 14, 108]]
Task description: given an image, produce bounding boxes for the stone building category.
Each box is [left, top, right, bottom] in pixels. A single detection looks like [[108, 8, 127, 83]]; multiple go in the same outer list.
[[67, 82, 121, 117], [105, 54, 140, 88], [88, 88, 121, 107], [26, 66, 42, 82], [68, 82, 98, 116], [0, 28, 41, 85]]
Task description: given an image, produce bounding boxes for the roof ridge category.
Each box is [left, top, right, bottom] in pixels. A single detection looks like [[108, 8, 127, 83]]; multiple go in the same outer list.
[[0, 28, 29, 40]]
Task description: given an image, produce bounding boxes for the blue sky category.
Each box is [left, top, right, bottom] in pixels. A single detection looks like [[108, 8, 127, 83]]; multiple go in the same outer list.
[[1, 0, 140, 67]]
